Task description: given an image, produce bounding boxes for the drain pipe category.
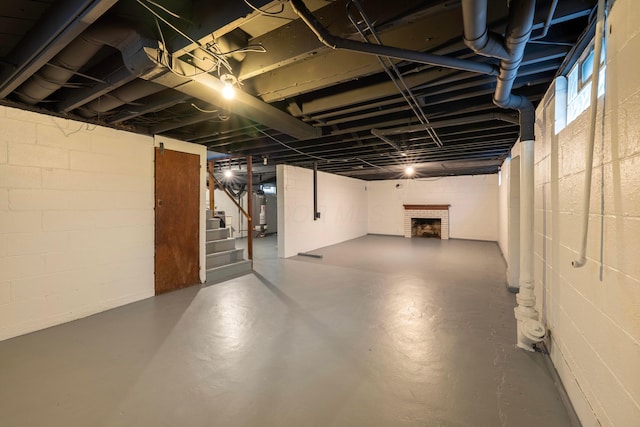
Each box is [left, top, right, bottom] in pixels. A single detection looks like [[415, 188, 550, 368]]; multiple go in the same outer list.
[[462, 0, 510, 60], [313, 161, 320, 221], [461, 0, 544, 351], [289, 0, 498, 77], [572, 0, 605, 268]]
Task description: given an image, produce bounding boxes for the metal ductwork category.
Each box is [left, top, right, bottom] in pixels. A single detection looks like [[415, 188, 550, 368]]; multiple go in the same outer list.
[[15, 21, 158, 106], [142, 54, 320, 140], [462, 0, 536, 140], [77, 80, 165, 117], [0, 0, 118, 99], [289, 0, 499, 77]]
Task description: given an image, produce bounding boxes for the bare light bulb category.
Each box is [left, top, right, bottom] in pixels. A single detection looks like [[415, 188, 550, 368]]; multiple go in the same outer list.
[[224, 169, 233, 178], [222, 83, 235, 100], [405, 166, 415, 176]]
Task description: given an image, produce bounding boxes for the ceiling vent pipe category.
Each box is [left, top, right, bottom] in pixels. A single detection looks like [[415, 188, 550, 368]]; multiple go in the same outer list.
[[77, 80, 165, 118], [15, 21, 157, 105], [461, 0, 537, 140], [289, 0, 499, 77]]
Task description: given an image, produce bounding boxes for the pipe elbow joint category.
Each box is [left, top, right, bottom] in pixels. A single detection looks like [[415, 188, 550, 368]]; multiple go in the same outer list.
[[464, 32, 509, 61], [572, 257, 586, 268]]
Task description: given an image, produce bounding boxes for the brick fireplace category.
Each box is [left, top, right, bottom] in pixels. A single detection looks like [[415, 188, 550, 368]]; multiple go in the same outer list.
[[403, 204, 450, 239]]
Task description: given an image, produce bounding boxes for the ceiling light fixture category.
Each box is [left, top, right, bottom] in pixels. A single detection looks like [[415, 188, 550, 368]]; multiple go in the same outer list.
[[405, 166, 415, 176], [220, 74, 237, 100], [224, 169, 233, 178]]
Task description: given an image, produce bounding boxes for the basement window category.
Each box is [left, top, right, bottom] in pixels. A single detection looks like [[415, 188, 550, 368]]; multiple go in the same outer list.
[[262, 184, 276, 195], [556, 38, 606, 133]]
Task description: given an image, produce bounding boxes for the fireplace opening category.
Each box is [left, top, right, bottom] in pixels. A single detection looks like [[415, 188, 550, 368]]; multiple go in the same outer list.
[[411, 218, 442, 238]]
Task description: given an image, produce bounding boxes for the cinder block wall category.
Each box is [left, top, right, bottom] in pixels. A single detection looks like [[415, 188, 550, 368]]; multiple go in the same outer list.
[[0, 106, 155, 341], [277, 164, 368, 258], [505, 0, 640, 423]]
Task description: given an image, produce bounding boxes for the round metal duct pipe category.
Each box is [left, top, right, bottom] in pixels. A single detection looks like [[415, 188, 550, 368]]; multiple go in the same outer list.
[[15, 21, 151, 105], [78, 80, 166, 117]]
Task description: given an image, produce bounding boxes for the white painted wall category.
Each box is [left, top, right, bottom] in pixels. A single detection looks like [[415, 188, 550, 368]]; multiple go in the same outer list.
[[0, 107, 154, 340], [0, 108, 206, 342], [499, 154, 521, 290], [498, 160, 510, 258], [277, 165, 367, 258], [503, 0, 640, 423], [368, 175, 499, 241]]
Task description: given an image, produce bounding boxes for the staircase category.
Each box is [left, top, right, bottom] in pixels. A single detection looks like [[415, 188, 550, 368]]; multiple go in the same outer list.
[[205, 210, 252, 284]]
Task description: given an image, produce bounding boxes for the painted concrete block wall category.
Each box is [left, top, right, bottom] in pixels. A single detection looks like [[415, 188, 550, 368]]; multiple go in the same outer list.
[[277, 165, 367, 258], [368, 175, 499, 241], [505, 0, 640, 423], [0, 106, 155, 341], [498, 162, 510, 258]]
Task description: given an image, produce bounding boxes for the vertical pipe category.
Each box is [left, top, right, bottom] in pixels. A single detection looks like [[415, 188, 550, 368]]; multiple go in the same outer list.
[[247, 155, 253, 263], [208, 160, 215, 212], [514, 138, 545, 351], [519, 139, 535, 296], [572, 0, 605, 268], [530, 0, 559, 41], [313, 161, 318, 221]]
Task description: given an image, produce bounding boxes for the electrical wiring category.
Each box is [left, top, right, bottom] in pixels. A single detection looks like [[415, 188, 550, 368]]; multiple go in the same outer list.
[[153, 17, 225, 79], [253, 126, 333, 162], [253, 125, 393, 172], [44, 63, 107, 84], [190, 103, 219, 113], [208, 43, 268, 56], [243, 0, 285, 16], [135, 0, 232, 73], [354, 157, 386, 170], [144, 0, 195, 25]]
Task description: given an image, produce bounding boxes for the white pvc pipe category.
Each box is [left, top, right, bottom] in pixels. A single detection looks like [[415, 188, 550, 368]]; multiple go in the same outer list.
[[515, 138, 544, 351], [573, 0, 606, 268], [519, 139, 535, 295]]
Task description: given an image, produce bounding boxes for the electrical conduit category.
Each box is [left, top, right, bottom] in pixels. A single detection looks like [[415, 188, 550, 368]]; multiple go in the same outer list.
[[572, 0, 606, 268]]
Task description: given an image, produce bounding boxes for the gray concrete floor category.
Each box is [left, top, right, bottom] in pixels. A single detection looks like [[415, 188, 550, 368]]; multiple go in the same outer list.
[[0, 235, 573, 427]]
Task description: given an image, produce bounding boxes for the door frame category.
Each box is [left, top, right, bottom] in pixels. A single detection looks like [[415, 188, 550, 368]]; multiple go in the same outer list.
[[154, 137, 206, 290]]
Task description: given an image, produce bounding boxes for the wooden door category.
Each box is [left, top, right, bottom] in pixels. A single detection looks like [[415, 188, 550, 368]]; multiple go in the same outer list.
[[155, 147, 200, 295]]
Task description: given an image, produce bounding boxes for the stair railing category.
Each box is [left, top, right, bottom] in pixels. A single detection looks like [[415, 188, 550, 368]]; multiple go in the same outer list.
[[207, 158, 253, 261]]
